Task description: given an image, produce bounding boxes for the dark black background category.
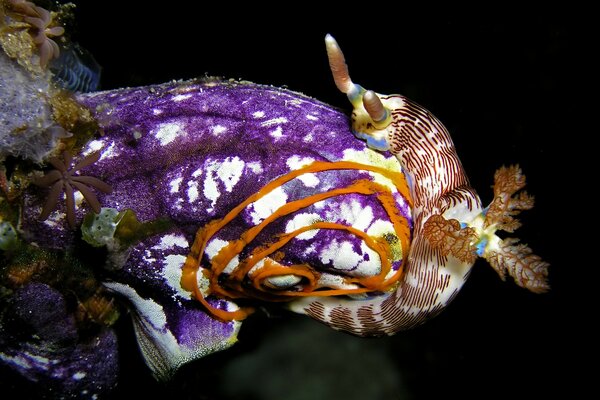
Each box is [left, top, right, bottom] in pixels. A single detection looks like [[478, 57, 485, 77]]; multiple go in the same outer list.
[[58, 3, 583, 399]]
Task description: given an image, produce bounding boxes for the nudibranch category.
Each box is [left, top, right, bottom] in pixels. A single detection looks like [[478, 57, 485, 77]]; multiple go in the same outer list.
[[284, 35, 549, 335]]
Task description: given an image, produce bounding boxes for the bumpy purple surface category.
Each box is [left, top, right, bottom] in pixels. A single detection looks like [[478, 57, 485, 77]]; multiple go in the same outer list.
[[21, 79, 412, 377], [0, 283, 118, 398]]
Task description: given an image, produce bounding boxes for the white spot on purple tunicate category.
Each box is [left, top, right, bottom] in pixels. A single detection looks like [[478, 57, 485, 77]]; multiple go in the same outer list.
[[285, 213, 322, 240], [172, 93, 192, 102], [203, 157, 245, 211], [152, 234, 189, 251], [154, 122, 184, 146], [211, 125, 227, 135], [169, 177, 183, 193], [143, 249, 157, 263], [222, 255, 240, 275], [306, 114, 319, 121], [299, 174, 319, 187], [247, 258, 266, 276], [261, 117, 288, 127], [43, 210, 64, 227], [216, 157, 245, 192], [286, 155, 319, 187], [313, 200, 325, 209], [246, 161, 263, 174], [174, 198, 183, 211], [339, 200, 374, 231], [85, 139, 104, 155], [270, 126, 283, 139], [248, 186, 288, 225], [162, 254, 189, 298], [205, 238, 229, 259], [153, 108, 163, 115], [303, 132, 314, 143], [72, 372, 86, 380], [303, 244, 316, 256], [187, 181, 199, 203], [319, 240, 363, 271], [98, 141, 117, 161], [252, 111, 265, 118], [205, 239, 240, 275], [355, 242, 381, 278], [286, 155, 314, 170], [192, 168, 202, 178], [203, 165, 219, 212]]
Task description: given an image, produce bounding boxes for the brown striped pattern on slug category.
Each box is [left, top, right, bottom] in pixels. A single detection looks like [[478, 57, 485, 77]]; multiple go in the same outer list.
[[384, 94, 477, 211], [292, 92, 483, 336]]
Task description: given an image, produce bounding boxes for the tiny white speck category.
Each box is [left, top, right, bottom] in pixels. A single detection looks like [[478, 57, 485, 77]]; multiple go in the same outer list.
[[174, 198, 183, 211], [42, 210, 64, 227], [153, 108, 163, 115], [246, 161, 263, 174], [187, 181, 199, 202], [306, 114, 319, 121], [313, 200, 325, 209], [169, 177, 183, 193], [303, 132, 314, 143], [72, 372, 86, 380], [303, 244, 316, 256], [172, 94, 192, 102], [74, 191, 84, 206], [270, 126, 283, 139], [85, 139, 104, 154], [211, 125, 227, 135], [192, 168, 203, 178], [252, 111, 265, 118], [98, 141, 117, 161], [261, 117, 288, 127]]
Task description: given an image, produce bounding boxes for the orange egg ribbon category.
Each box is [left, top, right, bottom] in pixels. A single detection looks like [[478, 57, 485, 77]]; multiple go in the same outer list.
[[181, 161, 412, 322]]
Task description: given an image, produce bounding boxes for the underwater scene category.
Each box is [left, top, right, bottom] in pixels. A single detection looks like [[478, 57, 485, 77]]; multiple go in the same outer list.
[[1, 2, 577, 399]]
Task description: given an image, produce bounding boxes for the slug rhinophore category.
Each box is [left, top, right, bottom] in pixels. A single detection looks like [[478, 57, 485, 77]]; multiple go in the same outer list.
[[286, 35, 549, 336]]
